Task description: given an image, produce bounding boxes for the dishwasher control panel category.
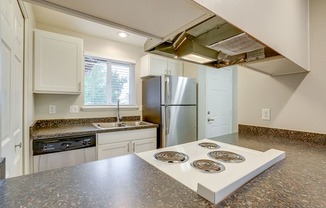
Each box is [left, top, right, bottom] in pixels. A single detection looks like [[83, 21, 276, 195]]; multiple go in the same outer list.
[[33, 135, 96, 155]]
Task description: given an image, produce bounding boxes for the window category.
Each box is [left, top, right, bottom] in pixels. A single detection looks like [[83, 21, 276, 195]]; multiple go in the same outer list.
[[84, 55, 136, 106]]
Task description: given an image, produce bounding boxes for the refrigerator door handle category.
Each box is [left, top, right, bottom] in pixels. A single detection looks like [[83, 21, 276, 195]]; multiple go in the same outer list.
[[165, 77, 170, 105], [165, 106, 170, 135]]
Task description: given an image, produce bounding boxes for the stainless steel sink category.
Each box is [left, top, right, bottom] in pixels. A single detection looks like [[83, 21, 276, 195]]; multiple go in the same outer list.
[[124, 121, 152, 127], [92, 122, 126, 129], [92, 121, 152, 129]]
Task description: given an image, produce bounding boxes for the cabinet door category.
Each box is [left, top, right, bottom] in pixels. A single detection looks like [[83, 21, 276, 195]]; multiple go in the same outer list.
[[168, 59, 183, 76], [97, 141, 130, 160], [149, 55, 168, 76], [131, 138, 156, 153], [34, 29, 83, 94]]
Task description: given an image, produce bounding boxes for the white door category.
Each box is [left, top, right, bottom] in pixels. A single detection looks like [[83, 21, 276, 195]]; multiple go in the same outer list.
[[0, 0, 24, 178], [205, 67, 233, 138]]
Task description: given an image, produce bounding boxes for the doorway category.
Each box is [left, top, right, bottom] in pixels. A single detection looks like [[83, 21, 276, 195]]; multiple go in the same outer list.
[[198, 65, 237, 140]]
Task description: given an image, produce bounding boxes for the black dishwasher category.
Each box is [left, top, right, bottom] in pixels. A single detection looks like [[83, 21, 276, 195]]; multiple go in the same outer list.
[[33, 135, 96, 172]]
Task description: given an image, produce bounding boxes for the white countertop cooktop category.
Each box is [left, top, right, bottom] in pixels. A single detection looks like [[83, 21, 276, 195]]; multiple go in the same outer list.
[[136, 138, 285, 204]]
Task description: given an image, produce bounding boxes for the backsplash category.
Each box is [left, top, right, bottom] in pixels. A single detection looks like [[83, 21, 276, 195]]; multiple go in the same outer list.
[[239, 124, 326, 145]]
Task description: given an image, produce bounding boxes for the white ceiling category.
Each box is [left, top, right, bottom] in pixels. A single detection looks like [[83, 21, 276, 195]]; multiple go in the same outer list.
[[27, 0, 213, 47], [43, 0, 211, 38], [32, 4, 148, 47]]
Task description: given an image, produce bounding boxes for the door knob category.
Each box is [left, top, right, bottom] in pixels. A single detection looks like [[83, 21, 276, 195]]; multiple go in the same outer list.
[[207, 118, 215, 122], [15, 142, 22, 148]]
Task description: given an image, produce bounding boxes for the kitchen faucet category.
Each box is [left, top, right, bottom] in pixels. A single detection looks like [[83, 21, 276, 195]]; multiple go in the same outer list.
[[116, 99, 122, 122]]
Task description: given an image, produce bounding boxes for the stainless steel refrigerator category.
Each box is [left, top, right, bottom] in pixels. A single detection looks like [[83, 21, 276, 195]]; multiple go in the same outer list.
[[142, 75, 197, 148]]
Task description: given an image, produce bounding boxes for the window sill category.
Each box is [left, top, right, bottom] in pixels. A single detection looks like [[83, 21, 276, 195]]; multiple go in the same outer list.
[[81, 105, 139, 111]]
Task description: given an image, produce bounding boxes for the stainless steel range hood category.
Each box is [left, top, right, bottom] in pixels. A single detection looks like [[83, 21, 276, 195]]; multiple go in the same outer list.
[[145, 15, 308, 76]]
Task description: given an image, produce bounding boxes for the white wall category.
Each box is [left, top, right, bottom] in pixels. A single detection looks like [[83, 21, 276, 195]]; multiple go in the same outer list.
[[238, 0, 326, 134], [34, 23, 146, 119]]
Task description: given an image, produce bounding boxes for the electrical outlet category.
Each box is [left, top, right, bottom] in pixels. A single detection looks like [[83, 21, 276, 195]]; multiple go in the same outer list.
[[70, 105, 79, 114], [49, 105, 56, 114], [262, 108, 271, 121]]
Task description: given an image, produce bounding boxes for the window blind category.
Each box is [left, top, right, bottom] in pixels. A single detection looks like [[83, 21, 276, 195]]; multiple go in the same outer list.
[[84, 55, 136, 106]]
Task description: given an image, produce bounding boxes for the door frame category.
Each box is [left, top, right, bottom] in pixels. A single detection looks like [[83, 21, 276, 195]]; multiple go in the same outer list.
[[18, 0, 33, 175]]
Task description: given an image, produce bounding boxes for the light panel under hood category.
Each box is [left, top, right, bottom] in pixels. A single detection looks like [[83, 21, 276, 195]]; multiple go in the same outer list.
[[176, 38, 218, 64]]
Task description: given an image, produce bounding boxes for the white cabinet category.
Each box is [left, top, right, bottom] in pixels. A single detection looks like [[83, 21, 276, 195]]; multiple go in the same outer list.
[[141, 54, 183, 78], [34, 29, 83, 94], [97, 141, 130, 160], [168, 59, 184, 76], [97, 128, 157, 160], [132, 138, 157, 153]]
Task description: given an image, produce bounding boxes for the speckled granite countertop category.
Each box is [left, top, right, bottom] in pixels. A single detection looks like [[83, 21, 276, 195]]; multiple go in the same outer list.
[[2, 133, 325, 207], [30, 116, 158, 140]]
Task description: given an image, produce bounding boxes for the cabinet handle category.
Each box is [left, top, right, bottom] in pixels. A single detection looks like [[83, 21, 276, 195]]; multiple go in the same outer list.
[[15, 142, 22, 148]]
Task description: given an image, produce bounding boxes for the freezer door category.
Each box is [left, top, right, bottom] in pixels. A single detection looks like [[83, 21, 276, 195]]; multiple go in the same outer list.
[[161, 75, 196, 105], [161, 106, 197, 147]]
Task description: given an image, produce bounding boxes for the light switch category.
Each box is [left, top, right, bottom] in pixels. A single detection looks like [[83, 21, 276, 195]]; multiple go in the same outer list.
[[262, 108, 271, 121]]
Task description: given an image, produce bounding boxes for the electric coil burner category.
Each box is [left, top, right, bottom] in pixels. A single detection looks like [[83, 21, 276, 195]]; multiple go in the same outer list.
[[208, 150, 246, 163], [154, 151, 189, 164], [198, 142, 220, 149], [191, 159, 225, 173]]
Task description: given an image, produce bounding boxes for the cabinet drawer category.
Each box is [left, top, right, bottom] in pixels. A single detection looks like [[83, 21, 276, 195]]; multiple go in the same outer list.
[[97, 128, 156, 145]]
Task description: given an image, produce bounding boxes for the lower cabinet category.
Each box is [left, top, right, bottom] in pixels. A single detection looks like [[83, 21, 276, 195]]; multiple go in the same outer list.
[[97, 128, 157, 160]]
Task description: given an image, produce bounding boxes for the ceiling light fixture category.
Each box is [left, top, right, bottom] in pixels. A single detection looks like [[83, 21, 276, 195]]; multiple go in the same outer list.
[[118, 32, 128, 38]]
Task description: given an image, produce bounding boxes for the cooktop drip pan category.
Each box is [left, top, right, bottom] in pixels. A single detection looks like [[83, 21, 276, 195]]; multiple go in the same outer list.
[[208, 150, 245, 163], [191, 159, 225, 173], [154, 151, 189, 164], [198, 142, 221, 149]]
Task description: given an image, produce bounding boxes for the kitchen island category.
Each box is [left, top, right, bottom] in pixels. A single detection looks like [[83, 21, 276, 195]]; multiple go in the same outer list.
[[1, 133, 325, 208]]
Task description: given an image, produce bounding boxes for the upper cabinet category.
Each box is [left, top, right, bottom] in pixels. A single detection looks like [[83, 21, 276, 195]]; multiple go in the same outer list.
[[140, 54, 183, 78], [34, 29, 83, 94]]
